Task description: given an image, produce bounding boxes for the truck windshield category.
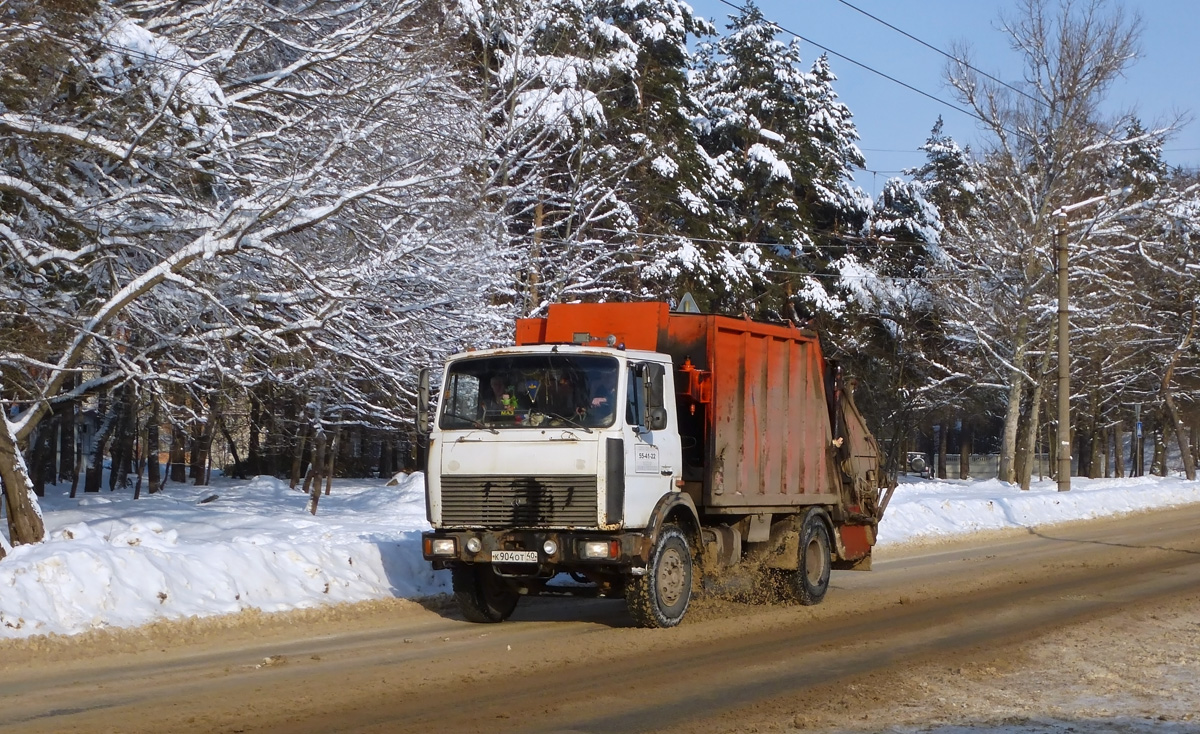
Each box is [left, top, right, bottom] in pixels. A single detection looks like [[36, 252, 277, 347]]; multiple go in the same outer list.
[[439, 354, 620, 430]]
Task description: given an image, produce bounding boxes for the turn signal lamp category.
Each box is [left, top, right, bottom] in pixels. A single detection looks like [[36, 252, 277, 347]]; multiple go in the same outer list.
[[426, 537, 457, 556], [581, 540, 620, 559]]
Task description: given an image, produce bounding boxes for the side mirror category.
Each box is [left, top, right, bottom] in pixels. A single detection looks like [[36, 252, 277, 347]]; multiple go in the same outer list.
[[639, 362, 668, 431], [416, 367, 431, 436]]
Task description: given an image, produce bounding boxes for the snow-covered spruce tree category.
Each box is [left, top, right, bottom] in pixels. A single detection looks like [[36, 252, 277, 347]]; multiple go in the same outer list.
[[457, 0, 642, 315], [850, 119, 988, 478], [594, 0, 722, 303], [0, 0, 502, 544], [850, 175, 946, 476], [458, 0, 723, 314], [940, 0, 1174, 486], [691, 1, 870, 317]]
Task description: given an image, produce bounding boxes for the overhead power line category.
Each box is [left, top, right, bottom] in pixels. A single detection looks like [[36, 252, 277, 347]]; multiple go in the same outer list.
[[832, 0, 1047, 109], [712, 0, 1032, 143]]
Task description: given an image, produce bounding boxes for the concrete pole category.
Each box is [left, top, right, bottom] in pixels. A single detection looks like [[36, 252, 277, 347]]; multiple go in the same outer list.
[[1056, 215, 1071, 492]]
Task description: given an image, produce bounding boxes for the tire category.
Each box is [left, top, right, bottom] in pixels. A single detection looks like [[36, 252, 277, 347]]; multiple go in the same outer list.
[[787, 512, 831, 606], [625, 525, 693, 628], [452, 565, 519, 623]]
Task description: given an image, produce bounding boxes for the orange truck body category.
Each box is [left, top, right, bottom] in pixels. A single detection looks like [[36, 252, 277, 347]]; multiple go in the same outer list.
[[516, 302, 880, 562]]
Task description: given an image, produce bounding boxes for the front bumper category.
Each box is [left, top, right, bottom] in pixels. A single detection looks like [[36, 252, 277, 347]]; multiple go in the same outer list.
[[422, 529, 652, 574]]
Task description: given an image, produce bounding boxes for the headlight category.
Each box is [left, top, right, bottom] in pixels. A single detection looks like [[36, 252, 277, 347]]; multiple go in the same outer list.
[[581, 540, 619, 559], [465, 537, 482, 553], [429, 538, 457, 556], [542, 539, 559, 555]]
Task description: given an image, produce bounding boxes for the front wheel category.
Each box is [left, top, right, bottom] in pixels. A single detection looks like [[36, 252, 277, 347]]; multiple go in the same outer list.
[[452, 565, 519, 623], [626, 525, 693, 628], [785, 512, 831, 605]]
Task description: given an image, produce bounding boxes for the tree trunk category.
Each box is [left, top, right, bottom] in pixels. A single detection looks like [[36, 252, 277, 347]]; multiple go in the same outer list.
[[29, 421, 54, 497], [189, 419, 204, 482], [1159, 306, 1197, 480], [1152, 424, 1167, 477], [219, 418, 244, 479], [280, 394, 303, 478], [305, 430, 327, 515], [147, 398, 161, 493], [1191, 414, 1200, 473], [58, 387, 76, 485], [260, 388, 279, 476], [937, 420, 949, 479], [1016, 392, 1043, 490], [1075, 420, 1091, 480], [324, 422, 342, 496], [1128, 419, 1137, 474], [958, 418, 972, 480], [290, 423, 310, 490], [110, 384, 137, 491], [194, 394, 219, 486], [169, 423, 188, 483], [1018, 326, 1055, 490], [0, 416, 46, 552], [1103, 425, 1112, 478], [378, 435, 393, 479], [248, 392, 262, 477], [133, 421, 144, 500], [84, 394, 118, 494], [998, 300, 1033, 484], [528, 201, 544, 312], [1114, 428, 1126, 478]]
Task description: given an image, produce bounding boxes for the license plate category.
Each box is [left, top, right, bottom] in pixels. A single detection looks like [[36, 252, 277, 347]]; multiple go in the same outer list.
[[492, 550, 538, 563]]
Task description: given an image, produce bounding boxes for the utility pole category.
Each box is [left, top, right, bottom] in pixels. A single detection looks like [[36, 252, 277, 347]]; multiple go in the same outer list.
[[1056, 214, 1071, 492]]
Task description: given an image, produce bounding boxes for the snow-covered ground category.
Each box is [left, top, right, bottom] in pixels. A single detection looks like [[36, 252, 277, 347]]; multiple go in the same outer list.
[[2, 473, 1199, 640]]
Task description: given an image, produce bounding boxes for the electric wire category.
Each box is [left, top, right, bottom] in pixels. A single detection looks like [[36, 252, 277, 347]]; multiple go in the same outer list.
[[829, 0, 1189, 166], [832, 0, 1047, 109], [712, 0, 1033, 144], [714, 0, 1179, 170]]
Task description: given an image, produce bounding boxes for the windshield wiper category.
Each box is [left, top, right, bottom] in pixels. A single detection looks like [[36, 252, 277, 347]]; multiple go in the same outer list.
[[445, 411, 498, 434], [548, 413, 593, 434]]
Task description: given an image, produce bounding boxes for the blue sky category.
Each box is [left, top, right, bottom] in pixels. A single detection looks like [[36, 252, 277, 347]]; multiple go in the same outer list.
[[685, 0, 1200, 198]]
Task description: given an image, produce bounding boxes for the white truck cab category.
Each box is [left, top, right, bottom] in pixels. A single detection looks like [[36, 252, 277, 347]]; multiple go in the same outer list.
[[421, 344, 696, 627], [426, 345, 682, 533]]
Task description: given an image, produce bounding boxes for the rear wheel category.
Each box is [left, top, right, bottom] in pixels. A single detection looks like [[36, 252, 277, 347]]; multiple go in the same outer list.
[[452, 565, 519, 623], [626, 525, 693, 628], [786, 512, 831, 606]]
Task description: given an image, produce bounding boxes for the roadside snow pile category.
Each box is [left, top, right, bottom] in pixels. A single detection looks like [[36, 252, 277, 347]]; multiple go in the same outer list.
[[2, 473, 1199, 639], [0, 474, 445, 639], [877, 474, 1200, 545]]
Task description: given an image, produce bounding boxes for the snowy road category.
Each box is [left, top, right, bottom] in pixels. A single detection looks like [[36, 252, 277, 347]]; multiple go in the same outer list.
[[1, 504, 1198, 734]]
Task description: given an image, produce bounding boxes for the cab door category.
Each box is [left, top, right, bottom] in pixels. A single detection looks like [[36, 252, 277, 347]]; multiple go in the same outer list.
[[622, 361, 682, 528]]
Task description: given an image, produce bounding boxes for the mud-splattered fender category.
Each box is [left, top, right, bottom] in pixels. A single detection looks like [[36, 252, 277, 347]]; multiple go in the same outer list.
[[636, 491, 701, 564]]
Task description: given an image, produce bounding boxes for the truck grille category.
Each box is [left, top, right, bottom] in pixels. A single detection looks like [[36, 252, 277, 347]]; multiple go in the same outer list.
[[440, 475, 598, 528]]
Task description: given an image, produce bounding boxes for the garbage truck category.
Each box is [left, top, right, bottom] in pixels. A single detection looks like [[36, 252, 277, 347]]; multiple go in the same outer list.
[[419, 302, 887, 628]]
